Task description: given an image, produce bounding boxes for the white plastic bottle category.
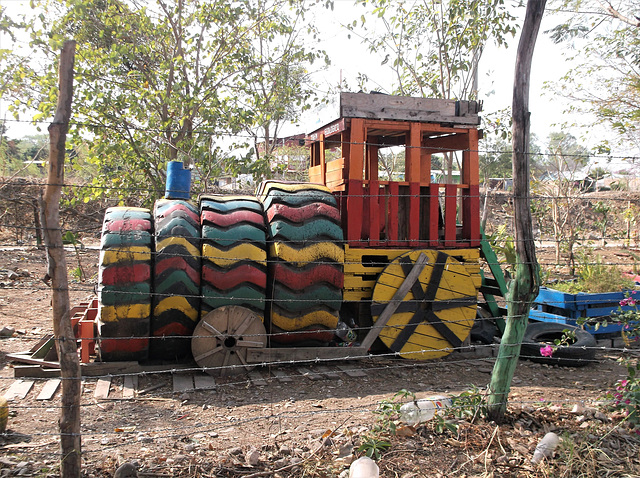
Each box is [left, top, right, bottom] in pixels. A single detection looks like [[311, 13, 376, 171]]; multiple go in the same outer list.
[[349, 456, 379, 478], [399, 395, 452, 426], [531, 432, 560, 464]]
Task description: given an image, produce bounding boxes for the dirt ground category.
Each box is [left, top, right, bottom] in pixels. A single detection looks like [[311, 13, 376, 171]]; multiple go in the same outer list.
[[0, 243, 639, 478]]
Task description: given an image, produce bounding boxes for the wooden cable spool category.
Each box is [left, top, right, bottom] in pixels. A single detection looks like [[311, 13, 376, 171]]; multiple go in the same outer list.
[[191, 306, 267, 377], [371, 250, 477, 360]]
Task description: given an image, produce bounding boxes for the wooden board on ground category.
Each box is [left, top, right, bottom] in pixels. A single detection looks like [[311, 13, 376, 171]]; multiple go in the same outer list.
[[315, 366, 341, 380], [271, 369, 293, 383], [4, 380, 34, 400], [94, 378, 111, 399], [173, 373, 194, 392], [336, 364, 367, 378], [193, 373, 216, 390], [248, 370, 268, 386], [122, 375, 138, 399], [297, 367, 323, 381], [36, 379, 61, 400]]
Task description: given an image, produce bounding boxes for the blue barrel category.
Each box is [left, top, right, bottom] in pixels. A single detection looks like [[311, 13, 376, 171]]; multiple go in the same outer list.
[[165, 161, 191, 199]]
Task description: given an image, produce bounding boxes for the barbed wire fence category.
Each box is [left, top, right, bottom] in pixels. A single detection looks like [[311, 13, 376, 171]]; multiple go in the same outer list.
[[0, 150, 638, 475]]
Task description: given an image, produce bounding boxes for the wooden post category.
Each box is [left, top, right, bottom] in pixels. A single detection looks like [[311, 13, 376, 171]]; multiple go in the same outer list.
[[487, 0, 544, 421], [42, 40, 81, 477]]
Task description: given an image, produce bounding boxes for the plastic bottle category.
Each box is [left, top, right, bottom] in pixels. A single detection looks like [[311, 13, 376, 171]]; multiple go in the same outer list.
[[335, 321, 357, 343], [531, 432, 560, 465], [399, 395, 452, 426], [349, 456, 379, 478]]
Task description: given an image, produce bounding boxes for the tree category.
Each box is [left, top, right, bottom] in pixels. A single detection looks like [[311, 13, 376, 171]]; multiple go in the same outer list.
[[240, 0, 328, 181], [532, 132, 590, 270], [349, 0, 517, 99], [549, 0, 640, 154], [1, 0, 323, 203], [487, 0, 545, 422]]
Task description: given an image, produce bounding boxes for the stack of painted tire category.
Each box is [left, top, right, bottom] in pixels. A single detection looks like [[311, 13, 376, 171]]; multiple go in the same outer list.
[[97, 207, 153, 361], [150, 199, 201, 360], [199, 195, 267, 318], [258, 181, 344, 345]]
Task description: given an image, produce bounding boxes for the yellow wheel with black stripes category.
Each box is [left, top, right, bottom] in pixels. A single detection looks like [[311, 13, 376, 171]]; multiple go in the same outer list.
[[371, 250, 477, 360]]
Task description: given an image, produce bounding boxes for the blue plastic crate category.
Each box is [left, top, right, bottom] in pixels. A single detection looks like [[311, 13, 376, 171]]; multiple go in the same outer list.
[[529, 287, 637, 334]]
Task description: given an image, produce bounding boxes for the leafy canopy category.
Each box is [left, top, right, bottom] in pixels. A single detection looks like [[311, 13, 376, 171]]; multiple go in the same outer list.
[[1, 0, 325, 204]]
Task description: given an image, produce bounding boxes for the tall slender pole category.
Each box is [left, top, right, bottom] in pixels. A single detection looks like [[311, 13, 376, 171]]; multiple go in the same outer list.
[[42, 40, 81, 477], [487, 1, 545, 421]]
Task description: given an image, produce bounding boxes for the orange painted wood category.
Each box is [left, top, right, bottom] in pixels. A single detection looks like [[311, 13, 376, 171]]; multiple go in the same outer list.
[[326, 168, 345, 185], [367, 137, 379, 181], [368, 180, 380, 245], [408, 182, 420, 244], [444, 184, 458, 247], [463, 128, 480, 186], [421, 151, 432, 184], [406, 123, 421, 183], [388, 182, 399, 245], [309, 165, 322, 184], [426, 184, 440, 248], [326, 157, 345, 173], [349, 118, 365, 180], [346, 179, 364, 242], [463, 184, 481, 246], [319, 133, 326, 185]]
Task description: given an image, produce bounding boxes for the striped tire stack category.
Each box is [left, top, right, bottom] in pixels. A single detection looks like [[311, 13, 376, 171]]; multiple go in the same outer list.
[[97, 207, 153, 361], [199, 195, 267, 319], [258, 181, 344, 345], [150, 199, 201, 360]]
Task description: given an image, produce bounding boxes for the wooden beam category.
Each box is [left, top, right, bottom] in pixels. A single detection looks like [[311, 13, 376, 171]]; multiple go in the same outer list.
[[42, 40, 81, 477]]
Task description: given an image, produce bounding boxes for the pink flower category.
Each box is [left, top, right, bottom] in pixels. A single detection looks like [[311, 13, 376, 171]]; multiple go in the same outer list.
[[620, 380, 629, 387], [620, 297, 637, 306], [540, 345, 554, 357]]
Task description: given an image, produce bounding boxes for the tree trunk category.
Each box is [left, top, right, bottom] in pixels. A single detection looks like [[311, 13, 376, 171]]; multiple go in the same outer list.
[[42, 40, 81, 477], [487, 0, 545, 421]]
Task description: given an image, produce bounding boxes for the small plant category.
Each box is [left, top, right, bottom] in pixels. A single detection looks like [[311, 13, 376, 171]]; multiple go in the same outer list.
[[357, 389, 413, 460], [487, 224, 516, 273], [357, 436, 391, 460], [604, 360, 640, 430], [451, 385, 488, 423], [552, 252, 634, 293], [62, 230, 86, 282]]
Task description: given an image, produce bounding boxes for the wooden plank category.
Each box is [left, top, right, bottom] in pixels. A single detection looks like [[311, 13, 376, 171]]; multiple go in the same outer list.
[[408, 182, 420, 242], [122, 375, 138, 399], [340, 93, 480, 125], [193, 373, 216, 390], [444, 184, 458, 247], [13, 366, 61, 379], [271, 369, 293, 383], [4, 380, 34, 400], [248, 370, 268, 386], [94, 378, 111, 399], [172, 373, 194, 392], [36, 379, 61, 400], [315, 366, 341, 380], [297, 367, 323, 381], [247, 346, 367, 364], [346, 179, 364, 242], [336, 364, 367, 378]]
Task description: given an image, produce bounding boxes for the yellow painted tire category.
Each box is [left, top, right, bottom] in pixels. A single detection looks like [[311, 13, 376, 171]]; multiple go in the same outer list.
[[0, 395, 8, 432], [371, 250, 477, 360]]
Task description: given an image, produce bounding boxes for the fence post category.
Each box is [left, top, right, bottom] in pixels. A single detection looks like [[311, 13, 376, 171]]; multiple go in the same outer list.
[[42, 39, 81, 477], [487, 1, 544, 421]]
